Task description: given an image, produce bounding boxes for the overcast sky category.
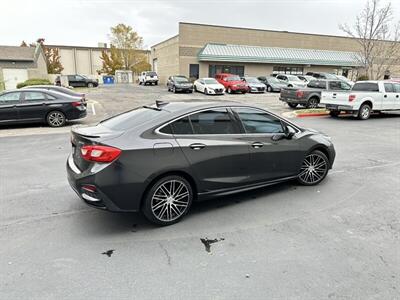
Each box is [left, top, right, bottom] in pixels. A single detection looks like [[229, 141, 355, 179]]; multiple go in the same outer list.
[[1, 0, 398, 48]]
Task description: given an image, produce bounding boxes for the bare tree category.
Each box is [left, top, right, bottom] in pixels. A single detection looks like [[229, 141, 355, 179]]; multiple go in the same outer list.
[[339, 0, 400, 79]]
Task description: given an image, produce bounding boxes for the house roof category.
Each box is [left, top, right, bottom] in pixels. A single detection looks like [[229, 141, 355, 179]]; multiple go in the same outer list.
[[198, 43, 363, 67], [0, 45, 36, 61]]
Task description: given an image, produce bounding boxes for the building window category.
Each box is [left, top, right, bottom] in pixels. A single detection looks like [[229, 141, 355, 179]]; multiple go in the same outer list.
[[209, 65, 245, 78], [272, 66, 303, 75], [189, 64, 199, 80]]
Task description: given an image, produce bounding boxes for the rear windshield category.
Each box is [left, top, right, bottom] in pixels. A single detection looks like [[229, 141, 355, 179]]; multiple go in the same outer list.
[[146, 72, 157, 76], [352, 82, 379, 92], [101, 107, 167, 131]]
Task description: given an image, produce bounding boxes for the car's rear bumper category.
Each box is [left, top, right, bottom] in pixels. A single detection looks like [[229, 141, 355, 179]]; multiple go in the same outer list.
[[325, 104, 355, 111], [67, 109, 87, 121], [280, 97, 307, 104], [66, 155, 141, 212]]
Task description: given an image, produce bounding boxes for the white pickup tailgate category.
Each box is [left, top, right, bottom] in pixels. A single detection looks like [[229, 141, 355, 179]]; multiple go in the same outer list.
[[321, 91, 350, 105]]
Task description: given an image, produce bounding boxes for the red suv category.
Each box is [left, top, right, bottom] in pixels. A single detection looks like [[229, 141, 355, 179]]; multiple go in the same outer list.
[[215, 73, 248, 94]]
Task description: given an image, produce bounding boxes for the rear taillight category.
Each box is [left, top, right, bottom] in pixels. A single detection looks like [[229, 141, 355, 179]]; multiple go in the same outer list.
[[296, 90, 304, 98], [72, 101, 82, 107], [349, 94, 356, 102], [80, 145, 121, 163]]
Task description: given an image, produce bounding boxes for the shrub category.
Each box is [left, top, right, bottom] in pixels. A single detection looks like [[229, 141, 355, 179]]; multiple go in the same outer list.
[[356, 75, 369, 81], [16, 78, 52, 89]]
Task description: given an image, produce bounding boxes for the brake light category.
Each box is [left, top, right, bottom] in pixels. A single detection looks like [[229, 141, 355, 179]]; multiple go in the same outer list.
[[80, 145, 121, 163], [296, 90, 304, 98], [72, 101, 82, 107], [349, 94, 356, 102]]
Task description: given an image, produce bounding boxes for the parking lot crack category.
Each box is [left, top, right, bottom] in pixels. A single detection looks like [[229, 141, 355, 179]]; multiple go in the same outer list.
[[158, 242, 171, 266]]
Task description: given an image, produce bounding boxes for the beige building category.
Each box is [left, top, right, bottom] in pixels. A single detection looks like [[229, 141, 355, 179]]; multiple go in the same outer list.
[[47, 43, 151, 78], [0, 45, 48, 90], [151, 22, 400, 84]]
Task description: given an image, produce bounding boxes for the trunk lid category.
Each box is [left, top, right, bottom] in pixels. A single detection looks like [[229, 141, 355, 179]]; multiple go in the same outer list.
[[70, 124, 123, 171]]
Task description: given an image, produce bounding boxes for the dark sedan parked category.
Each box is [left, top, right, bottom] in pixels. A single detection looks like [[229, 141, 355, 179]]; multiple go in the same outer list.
[[67, 101, 335, 226], [0, 89, 87, 127], [167, 76, 193, 93], [56, 75, 98, 88]]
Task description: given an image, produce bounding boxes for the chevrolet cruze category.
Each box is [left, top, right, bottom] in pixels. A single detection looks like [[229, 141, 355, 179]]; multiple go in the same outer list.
[[67, 101, 335, 225]]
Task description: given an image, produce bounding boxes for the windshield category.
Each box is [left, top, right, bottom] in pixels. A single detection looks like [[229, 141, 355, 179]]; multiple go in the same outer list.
[[227, 76, 241, 81], [287, 75, 302, 82], [101, 107, 168, 131], [147, 72, 157, 76], [175, 77, 189, 83], [205, 79, 218, 84], [245, 77, 260, 83]]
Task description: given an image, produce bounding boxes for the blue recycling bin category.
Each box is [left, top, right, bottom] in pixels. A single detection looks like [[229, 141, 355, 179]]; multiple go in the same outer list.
[[103, 75, 115, 84]]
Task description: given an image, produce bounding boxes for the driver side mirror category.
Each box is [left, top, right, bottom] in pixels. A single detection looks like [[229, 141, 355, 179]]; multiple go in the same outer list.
[[271, 125, 296, 141]]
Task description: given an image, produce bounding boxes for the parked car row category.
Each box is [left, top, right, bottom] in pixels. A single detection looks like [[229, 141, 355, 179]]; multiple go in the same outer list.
[[280, 78, 400, 119]]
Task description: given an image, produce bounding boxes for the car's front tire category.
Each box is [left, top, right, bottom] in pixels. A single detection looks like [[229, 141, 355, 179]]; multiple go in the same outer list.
[[297, 150, 329, 186], [142, 175, 193, 226], [87, 82, 94, 88], [227, 87, 232, 94], [46, 110, 66, 127], [267, 86, 272, 92], [288, 103, 298, 109]]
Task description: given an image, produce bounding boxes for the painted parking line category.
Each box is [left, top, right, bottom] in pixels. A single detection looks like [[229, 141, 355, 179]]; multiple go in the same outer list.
[[91, 102, 96, 115]]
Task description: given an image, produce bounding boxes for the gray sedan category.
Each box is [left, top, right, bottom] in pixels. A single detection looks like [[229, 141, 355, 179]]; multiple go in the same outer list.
[[67, 101, 335, 226], [258, 76, 288, 92]]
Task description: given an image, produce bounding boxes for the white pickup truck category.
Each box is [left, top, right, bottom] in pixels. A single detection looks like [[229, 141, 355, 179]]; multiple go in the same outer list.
[[321, 81, 400, 120], [138, 71, 159, 86]]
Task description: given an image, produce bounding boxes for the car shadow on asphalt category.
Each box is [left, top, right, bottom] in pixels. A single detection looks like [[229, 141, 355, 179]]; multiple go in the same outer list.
[[75, 180, 298, 235], [331, 112, 400, 121]]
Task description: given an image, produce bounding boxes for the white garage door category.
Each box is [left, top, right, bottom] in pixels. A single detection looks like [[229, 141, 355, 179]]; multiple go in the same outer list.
[[3, 69, 28, 90]]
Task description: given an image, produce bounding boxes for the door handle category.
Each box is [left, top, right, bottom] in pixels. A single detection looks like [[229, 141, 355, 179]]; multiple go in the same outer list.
[[384, 95, 387, 98], [396, 95, 399, 98], [251, 142, 264, 149], [333, 93, 337, 96], [189, 143, 205, 150]]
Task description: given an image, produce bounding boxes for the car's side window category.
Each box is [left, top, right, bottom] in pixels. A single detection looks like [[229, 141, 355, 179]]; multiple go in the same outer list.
[[384, 83, 394, 93], [394, 83, 400, 93], [189, 108, 237, 134], [46, 94, 56, 100], [329, 81, 341, 90], [0, 92, 21, 103], [234, 107, 284, 134], [340, 81, 351, 90], [170, 116, 193, 135], [23, 92, 46, 101]]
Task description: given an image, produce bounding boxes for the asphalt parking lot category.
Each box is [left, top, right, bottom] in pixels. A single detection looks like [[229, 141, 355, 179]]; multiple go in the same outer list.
[[1, 84, 400, 299]]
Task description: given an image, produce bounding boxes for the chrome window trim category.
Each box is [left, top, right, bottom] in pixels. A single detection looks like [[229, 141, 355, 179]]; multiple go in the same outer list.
[[155, 105, 301, 137]]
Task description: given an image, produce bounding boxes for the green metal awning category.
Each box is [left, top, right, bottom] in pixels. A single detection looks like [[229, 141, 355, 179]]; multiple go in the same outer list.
[[198, 43, 362, 67]]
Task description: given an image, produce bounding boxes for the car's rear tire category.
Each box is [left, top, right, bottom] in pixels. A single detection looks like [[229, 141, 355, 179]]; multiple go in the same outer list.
[[194, 85, 197, 92], [288, 103, 298, 109], [329, 110, 340, 117], [297, 150, 329, 186], [46, 111, 66, 127], [142, 175, 193, 226], [173, 86, 177, 93], [358, 103, 371, 120], [155, 81, 158, 86], [306, 97, 319, 109]]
